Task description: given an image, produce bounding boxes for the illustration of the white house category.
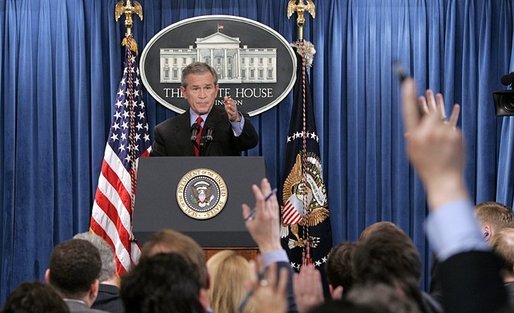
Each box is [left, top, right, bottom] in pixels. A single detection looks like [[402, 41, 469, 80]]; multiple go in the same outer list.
[[160, 30, 277, 83]]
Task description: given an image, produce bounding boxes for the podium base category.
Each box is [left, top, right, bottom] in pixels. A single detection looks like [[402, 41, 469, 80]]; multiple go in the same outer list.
[[204, 247, 259, 261]]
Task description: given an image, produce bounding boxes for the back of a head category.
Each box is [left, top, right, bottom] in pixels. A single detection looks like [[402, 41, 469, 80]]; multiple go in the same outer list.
[[346, 283, 421, 313], [354, 222, 421, 286], [475, 201, 514, 234], [2, 281, 69, 313], [307, 299, 380, 313], [141, 229, 208, 288], [325, 241, 357, 292], [206, 250, 236, 288], [353, 223, 425, 312], [207, 250, 254, 313], [73, 232, 115, 282], [359, 221, 400, 241], [48, 239, 102, 298], [120, 252, 205, 313], [491, 228, 514, 276]]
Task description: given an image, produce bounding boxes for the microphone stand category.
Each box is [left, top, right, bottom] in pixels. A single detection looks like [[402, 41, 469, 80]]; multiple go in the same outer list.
[[199, 127, 214, 156], [190, 123, 200, 150]]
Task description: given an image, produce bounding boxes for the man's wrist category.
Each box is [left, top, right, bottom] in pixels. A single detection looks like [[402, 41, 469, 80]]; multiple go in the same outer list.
[[425, 199, 488, 260], [232, 112, 241, 122], [258, 242, 283, 254], [425, 176, 469, 210], [261, 249, 288, 266]]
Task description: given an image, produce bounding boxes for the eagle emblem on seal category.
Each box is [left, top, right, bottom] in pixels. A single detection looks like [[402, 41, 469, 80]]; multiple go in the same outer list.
[[191, 180, 214, 208]]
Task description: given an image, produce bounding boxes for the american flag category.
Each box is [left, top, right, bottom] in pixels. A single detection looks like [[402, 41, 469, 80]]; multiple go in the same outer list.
[[282, 194, 303, 225], [90, 42, 151, 275]]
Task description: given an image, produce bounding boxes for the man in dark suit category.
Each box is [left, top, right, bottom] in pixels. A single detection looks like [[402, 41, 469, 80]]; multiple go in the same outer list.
[[74, 232, 124, 313], [140, 229, 211, 311], [121, 253, 205, 313], [150, 62, 258, 157], [45, 239, 108, 313]]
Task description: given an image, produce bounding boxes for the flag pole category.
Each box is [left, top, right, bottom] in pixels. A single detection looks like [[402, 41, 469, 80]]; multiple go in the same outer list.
[[115, 0, 143, 55], [286, 0, 317, 266], [287, 0, 316, 42], [90, 0, 150, 275], [114, 0, 143, 213]]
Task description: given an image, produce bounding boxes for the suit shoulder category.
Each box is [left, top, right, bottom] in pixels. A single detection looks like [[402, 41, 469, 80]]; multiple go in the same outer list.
[[210, 105, 228, 118], [155, 113, 187, 130]]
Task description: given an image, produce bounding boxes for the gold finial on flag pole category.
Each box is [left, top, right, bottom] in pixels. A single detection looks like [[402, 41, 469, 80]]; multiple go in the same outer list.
[[115, 0, 143, 54], [287, 0, 316, 42]]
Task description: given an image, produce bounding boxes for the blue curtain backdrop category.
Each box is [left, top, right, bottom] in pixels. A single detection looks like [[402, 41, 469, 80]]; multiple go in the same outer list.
[[1, 0, 513, 302]]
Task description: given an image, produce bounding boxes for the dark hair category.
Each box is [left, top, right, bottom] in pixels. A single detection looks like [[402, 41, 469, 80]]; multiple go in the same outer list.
[[326, 241, 357, 292], [181, 62, 218, 87], [73, 232, 115, 282], [121, 253, 205, 313], [354, 222, 421, 285], [353, 224, 426, 312], [48, 239, 101, 297], [142, 229, 209, 288], [347, 283, 421, 313], [2, 281, 69, 313], [359, 221, 399, 241], [307, 299, 379, 313]]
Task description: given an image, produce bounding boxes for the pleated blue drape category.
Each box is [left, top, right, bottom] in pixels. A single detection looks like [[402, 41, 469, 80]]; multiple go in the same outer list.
[[1, 0, 513, 302]]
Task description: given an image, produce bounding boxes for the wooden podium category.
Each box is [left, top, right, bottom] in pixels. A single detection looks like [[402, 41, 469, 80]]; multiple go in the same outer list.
[[133, 157, 266, 259]]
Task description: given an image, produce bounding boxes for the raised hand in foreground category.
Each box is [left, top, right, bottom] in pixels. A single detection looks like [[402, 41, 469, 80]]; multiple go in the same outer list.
[[402, 79, 469, 209]]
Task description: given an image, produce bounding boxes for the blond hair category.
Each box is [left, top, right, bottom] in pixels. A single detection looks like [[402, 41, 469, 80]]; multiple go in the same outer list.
[[207, 250, 255, 313], [475, 201, 514, 232]]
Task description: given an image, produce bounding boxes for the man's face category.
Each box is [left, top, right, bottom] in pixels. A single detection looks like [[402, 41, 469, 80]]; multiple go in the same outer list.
[[181, 72, 219, 115]]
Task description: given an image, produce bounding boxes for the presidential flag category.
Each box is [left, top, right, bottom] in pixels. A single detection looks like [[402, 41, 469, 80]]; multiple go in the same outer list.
[[90, 36, 151, 275], [280, 42, 332, 273]]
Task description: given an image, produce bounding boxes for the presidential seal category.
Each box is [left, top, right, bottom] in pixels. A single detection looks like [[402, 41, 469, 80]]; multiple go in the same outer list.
[[176, 168, 228, 220]]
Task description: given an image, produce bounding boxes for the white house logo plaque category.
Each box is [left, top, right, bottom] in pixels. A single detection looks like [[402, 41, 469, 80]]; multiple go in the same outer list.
[[140, 15, 296, 116]]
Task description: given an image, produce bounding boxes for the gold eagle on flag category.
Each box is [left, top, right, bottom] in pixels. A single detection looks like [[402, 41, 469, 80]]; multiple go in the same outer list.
[[287, 0, 316, 19], [281, 152, 329, 249], [114, 0, 143, 54]]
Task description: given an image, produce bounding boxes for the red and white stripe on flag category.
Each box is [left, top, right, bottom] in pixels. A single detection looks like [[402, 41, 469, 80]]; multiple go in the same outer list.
[[90, 45, 151, 275], [282, 195, 303, 225]]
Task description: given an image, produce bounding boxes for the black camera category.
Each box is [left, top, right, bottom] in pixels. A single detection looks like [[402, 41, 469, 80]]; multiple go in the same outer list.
[[493, 72, 514, 116]]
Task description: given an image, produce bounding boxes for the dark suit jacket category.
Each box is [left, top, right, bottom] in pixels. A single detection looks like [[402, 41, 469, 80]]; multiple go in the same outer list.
[[275, 261, 298, 313], [505, 282, 514, 307], [439, 251, 508, 313], [151, 106, 258, 156], [91, 284, 124, 313]]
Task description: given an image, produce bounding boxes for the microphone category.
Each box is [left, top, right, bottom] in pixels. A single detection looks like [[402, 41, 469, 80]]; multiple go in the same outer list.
[[501, 72, 514, 86], [190, 123, 200, 142], [205, 128, 214, 142], [199, 127, 214, 155]]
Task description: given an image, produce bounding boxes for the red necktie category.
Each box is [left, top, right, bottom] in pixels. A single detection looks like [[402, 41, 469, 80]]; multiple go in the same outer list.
[[194, 116, 203, 156]]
